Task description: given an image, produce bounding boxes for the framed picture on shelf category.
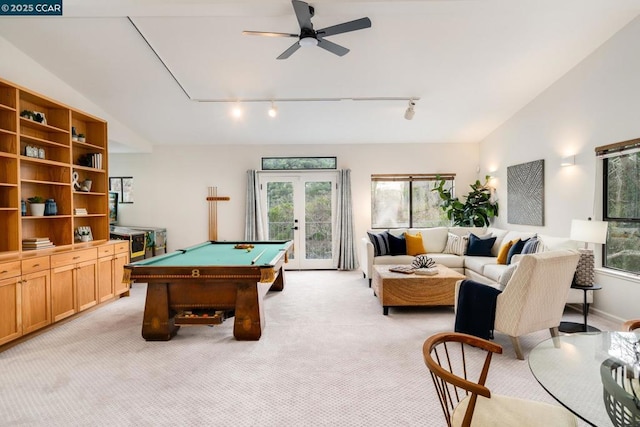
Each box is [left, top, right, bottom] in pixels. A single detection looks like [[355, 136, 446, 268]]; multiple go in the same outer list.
[[75, 226, 93, 242]]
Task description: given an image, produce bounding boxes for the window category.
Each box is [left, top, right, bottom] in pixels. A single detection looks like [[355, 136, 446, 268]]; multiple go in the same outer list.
[[262, 157, 336, 170], [600, 139, 640, 274], [371, 174, 454, 228]]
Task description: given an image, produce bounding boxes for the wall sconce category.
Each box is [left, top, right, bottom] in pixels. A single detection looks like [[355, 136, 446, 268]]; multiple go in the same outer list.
[[561, 155, 575, 167]]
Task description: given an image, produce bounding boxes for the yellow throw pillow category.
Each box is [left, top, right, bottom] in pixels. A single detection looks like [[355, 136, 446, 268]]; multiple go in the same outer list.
[[405, 232, 426, 256], [496, 239, 516, 264]]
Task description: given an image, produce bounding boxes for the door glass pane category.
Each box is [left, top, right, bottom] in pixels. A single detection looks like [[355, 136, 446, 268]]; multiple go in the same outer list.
[[305, 181, 332, 260], [266, 182, 294, 248]]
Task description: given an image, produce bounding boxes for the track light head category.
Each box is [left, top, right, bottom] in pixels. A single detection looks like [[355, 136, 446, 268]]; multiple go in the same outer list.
[[268, 102, 278, 118], [404, 100, 415, 120]]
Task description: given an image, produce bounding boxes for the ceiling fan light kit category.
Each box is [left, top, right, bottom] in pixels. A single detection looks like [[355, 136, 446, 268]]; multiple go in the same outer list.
[[243, 0, 371, 59]]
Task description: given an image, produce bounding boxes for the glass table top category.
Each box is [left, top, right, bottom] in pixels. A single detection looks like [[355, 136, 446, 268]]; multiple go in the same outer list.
[[529, 331, 640, 427]]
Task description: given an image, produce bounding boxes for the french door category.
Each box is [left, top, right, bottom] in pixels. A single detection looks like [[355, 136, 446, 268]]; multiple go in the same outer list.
[[258, 171, 337, 269]]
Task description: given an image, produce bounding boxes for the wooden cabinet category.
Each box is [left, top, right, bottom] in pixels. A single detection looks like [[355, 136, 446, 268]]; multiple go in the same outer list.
[[0, 260, 21, 345], [21, 255, 51, 334], [97, 243, 115, 303], [50, 248, 97, 321], [0, 77, 108, 257], [113, 242, 130, 296]]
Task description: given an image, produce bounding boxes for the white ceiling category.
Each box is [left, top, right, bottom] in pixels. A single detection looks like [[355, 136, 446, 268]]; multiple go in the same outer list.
[[1, 0, 639, 152]]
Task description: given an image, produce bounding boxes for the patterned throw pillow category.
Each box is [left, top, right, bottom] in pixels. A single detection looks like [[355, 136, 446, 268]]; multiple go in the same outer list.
[[521, 236, 541, 254], [443, 233, 468, 256], [367, 231, 390, 256]]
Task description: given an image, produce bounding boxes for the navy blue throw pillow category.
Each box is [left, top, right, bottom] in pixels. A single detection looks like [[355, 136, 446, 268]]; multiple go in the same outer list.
[[466, 233, 497, 256], [386, 232, 406, 255], [367, 231, 390, 256], [506, 238, 529, 264]]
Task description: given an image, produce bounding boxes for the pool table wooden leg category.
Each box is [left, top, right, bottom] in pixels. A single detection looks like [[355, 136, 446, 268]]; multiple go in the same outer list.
[[233, 282, 264, 340], [268, 266, 285, 291], [142, 282, 180, 341]]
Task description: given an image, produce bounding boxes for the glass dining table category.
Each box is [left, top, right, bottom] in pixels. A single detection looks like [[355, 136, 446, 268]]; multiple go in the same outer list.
[[529, 331, 640, 427]]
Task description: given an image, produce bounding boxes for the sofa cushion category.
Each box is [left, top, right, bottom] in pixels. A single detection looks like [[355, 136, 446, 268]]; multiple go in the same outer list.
[[430, 253, 465, 269], [499, 263, 518, 286], [405, 232, 427, 255], [444, 232, 469, 256], [496, 239, 515, 264], [408, 227, 449, 253], [466, 233, 497, 256], [483, 263, 510, 283], [368, 231, 390, 256], [487, 227, 509, 256], [463, 255, 496, 275], [506, 238, 529, 264], [386, 232, 406, 255]]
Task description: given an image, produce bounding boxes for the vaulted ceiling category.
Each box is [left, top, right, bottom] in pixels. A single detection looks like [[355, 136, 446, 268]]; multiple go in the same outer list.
[[1, 0, 639, 152]]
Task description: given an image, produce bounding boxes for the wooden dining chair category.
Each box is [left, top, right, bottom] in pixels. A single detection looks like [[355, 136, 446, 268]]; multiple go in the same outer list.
[[622, 319, 640, 331], [423, 332, 578, 426]]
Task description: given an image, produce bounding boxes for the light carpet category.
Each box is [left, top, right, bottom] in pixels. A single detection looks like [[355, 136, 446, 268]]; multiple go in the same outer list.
[[0, 270, 616, 426]]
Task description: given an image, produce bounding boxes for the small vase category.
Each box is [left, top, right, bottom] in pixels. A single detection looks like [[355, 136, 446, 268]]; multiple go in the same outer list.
[[80, 235, 91, 242], [30, 203, 45, 216]]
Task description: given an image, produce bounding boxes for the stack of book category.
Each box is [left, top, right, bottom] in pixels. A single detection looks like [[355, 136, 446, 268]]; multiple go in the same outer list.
[[74, 208, 88, 215], [22, 237, 55, 250]]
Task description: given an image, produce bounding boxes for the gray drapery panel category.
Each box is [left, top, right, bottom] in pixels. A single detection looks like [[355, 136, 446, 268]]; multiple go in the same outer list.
[[244, 170, 265, 240], [333, 169, 358, 270]]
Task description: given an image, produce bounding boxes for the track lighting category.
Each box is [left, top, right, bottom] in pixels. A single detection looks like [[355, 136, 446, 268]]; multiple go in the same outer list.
[[231, 105, 242, 119], [268, 102, 278, 118], [404, 100, 415, 120]]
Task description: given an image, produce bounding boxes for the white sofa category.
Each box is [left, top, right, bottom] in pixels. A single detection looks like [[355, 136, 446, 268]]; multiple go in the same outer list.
[[360, 226, 591, 304]]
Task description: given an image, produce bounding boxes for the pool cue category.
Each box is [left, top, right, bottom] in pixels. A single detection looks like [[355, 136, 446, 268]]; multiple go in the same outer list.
[[251, 249, 266, 265]]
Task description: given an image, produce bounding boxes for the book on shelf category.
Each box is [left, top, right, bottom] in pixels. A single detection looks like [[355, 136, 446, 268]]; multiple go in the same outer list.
[[75, 208, 88, 215], [22, 237, 51, 242]]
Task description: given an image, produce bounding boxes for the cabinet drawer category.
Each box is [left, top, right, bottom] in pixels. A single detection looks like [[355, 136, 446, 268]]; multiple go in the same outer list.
[[21, 256, 50, 273], [97, 244, 115, 257], [0, 260, 21, 280], [51, 248, 97, 267], [114, 242, 129, 254]]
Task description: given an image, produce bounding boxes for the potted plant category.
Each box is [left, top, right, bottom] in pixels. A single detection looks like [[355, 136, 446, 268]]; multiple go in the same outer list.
[[432, 175, 499, 227], [77, 133, 86, 142], [27, 196, 46, 216]]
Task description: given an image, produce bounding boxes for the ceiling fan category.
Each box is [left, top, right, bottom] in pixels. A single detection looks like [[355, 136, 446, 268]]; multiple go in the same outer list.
[[242, 0, 372, 59]]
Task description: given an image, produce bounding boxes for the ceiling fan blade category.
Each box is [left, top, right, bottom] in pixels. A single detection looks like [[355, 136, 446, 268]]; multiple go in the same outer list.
[[317, 17, 372, 38], [277, 42, 302, 60], [242, 31, 298, 38], [317, 38, 349, 57], [292, 0, 314, 30]]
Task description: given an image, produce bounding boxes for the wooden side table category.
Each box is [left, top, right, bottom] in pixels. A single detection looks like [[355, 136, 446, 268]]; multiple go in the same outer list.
[[558, 284, 602, 333]]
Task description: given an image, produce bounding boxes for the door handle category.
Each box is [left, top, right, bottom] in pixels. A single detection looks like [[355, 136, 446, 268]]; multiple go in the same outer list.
[[291, 226, 298, 230]]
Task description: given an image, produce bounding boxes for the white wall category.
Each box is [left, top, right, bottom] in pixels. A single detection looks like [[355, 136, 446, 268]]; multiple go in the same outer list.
[[479, 16, 640, 323], [109, 142, 480, 251]]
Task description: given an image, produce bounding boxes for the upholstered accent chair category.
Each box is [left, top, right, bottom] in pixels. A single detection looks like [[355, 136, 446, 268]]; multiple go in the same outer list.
[[423, 332, 577, 426], [493, 250, 580, 360]]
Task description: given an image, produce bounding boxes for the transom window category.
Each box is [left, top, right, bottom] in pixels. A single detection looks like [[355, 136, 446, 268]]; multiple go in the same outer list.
[[262, 157, 337, 170], [371, 174, 454, 228], [600, 139, 640, 274]]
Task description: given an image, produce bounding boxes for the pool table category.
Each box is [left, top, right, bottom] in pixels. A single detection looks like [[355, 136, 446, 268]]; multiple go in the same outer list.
[[124, 240, 292, 341]]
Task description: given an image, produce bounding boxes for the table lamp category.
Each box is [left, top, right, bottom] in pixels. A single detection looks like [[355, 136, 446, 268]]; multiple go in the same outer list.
[[570, 218, 609, 286]]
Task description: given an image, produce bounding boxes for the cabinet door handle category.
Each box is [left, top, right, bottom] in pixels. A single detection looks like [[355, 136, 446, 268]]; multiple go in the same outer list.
[[73, 256, 80, 260], [0, 270, 7, 274], [33, 263, 40, 267]]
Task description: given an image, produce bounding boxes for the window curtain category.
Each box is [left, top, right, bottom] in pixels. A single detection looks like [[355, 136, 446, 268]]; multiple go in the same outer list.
[[244, 170, 265, 240], [333, 169, 359, 270]]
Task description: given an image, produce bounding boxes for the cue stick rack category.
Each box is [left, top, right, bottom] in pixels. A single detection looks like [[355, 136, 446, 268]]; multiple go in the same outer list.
[[206, 186, 230, 241]]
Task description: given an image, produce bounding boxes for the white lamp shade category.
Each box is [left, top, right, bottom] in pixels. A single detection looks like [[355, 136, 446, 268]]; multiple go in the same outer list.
[[570, 219, 608, 244]]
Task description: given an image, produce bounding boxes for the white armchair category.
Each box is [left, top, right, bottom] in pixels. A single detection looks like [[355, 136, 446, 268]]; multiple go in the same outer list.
[[494, 250, 580, 360]]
